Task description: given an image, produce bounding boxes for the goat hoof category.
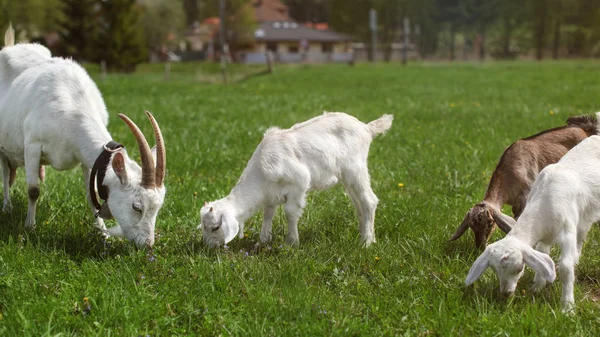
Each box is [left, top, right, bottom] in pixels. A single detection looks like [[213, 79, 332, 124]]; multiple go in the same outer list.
[[561, 301, 575, 315], [531, 281, 546, 293], [362, 236, 376, 247], [285, 235, 299, 247], [24, 218, 36, 230], [2, 203, 12, 213], [260, 232, 272, 243]]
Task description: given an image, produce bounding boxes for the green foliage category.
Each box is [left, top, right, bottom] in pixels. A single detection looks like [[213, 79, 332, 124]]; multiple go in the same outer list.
[[94, 0, 148, 72], [140, 0, 185, 52], [57, 0, 98, 60], [0, 0, 64, 40], [201, 0, 256, 53], [1, 62, 600, 334]]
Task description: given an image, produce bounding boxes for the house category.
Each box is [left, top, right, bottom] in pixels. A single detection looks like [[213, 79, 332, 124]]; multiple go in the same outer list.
[[242, 0, 353, 64]]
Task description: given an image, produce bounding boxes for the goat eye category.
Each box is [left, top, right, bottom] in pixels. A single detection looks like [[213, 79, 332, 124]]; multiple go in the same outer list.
[[132, 203, 142, 213]]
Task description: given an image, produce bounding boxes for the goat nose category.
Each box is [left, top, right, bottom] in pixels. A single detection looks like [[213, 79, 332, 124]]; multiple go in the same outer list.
[[502, 291, 514, 298]]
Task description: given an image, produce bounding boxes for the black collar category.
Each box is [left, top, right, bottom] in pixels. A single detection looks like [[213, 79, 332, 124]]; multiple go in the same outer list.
[[89, 141, 123, 215]]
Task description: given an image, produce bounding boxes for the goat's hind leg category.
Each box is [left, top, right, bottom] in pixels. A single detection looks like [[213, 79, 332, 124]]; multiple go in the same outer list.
[[24, 144, 42, 229], [284, 191, 306, 247], [0, 155, 12, 213], [342, 166, 378, 246], [558, 234, 578, 313]]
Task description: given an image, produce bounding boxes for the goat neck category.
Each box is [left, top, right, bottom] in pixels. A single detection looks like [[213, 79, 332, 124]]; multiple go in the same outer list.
[[227, 160, 267, 224]]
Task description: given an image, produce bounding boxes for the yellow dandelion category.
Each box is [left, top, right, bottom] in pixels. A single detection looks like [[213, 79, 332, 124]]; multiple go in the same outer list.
[[549, 110, 555, 115], [521, 289, 526, 295], [375, 256, 380, 261], [45, 221, 49, 225], [482, 171, 486, 176], [449, 103, 455, 108], [244, 234, 248, 238], [397, 183, 404, 188], [83, 297, 89, 302], [193, 191, 198, 197]]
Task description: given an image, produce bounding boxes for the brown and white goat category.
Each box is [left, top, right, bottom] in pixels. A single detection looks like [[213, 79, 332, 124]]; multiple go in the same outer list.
[[450, 113, 599, 248]]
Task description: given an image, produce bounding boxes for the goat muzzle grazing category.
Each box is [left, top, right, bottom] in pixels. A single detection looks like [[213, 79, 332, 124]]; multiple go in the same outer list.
[[118, 111, 166, 188]]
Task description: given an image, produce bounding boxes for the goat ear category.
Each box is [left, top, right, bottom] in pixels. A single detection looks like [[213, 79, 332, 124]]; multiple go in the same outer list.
[[450, 209, 472, 241], [491, 209, 515, 233], [465, 249, 490, 286], [522, 247, 556, 283], [221, 211, 240, 244], [98, 203, 114, 220], [112, 152, 128, 184]]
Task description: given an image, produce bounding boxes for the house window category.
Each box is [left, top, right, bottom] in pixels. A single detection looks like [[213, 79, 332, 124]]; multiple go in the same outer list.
[[288, 45, 299, 53], [322, 43, 333, 53], [267, 42, 278, 52]]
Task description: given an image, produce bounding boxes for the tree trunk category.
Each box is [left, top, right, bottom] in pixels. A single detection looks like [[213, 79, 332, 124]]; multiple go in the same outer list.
[[502, 16, 512, 58], [479, 33, 485, 61], [183, 0, 199, 25], [552, 21, 560, 59], [533, 0, 547, 61], [449, 23, 456, 61]]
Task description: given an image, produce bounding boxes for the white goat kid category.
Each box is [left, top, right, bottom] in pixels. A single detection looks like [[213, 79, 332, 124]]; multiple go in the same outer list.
[[465, 135, 600, 313], [199, 112, 393, 248], [0, 29, 167, 248]]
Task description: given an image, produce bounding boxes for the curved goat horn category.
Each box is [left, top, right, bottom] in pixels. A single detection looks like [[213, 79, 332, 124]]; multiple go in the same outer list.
[[145, 110, 166, 187], [118, 113, 156, 188]]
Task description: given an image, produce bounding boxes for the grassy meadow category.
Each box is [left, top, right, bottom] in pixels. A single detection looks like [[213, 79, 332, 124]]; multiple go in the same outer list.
[[1, 60, 600, 335]]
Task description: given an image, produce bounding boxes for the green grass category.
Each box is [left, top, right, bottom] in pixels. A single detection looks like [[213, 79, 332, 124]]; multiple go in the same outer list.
[[2, 60, 600, 336]]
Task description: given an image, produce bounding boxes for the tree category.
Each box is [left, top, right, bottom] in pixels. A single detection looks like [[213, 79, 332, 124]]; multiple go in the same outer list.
[[202, 0, 255, 56], [285, 0, 329, 23], [408, 0, 439, 58], [182, 0, 200, 25], [57, 0, 98, 60], [94, 0, 147, 72], [463, 0, 500, 60], [0, 0, 64, 41], [140, 0, 185, 54], [435, 0, 466, 60]]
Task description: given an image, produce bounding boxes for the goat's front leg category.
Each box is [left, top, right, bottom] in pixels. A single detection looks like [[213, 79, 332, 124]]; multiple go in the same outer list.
[[24, 144, 42, 229], [531, 241, 552, 292], [559, 235, 578, 314], [284, 192, 306, 247], [260, 204, 276, 243], [81, 165, 107, 232], [0, 155, 12, 213]]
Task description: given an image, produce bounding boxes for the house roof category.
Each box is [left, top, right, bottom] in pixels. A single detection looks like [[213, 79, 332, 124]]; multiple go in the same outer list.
[[254, 21, 352, 43]]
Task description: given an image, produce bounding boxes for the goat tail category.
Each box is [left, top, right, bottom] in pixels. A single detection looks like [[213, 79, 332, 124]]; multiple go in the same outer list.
[[367, 114, 394, 137], [566, 112, 600, 135], [4, 22, 14, 47]]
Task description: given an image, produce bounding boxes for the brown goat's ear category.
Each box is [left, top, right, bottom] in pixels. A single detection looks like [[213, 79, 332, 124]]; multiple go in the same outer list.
[[450, 209, 472, 241], [491, 208, 515, 233]]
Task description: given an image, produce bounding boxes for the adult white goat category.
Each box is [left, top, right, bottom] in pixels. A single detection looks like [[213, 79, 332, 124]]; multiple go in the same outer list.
[[465, 135, 600, 313], [199, 112, 393, 248], [0, 27, 166, 248]]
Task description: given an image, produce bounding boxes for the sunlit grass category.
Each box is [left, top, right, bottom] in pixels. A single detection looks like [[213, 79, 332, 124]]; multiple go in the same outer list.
[[1, 61, 600, 335]]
